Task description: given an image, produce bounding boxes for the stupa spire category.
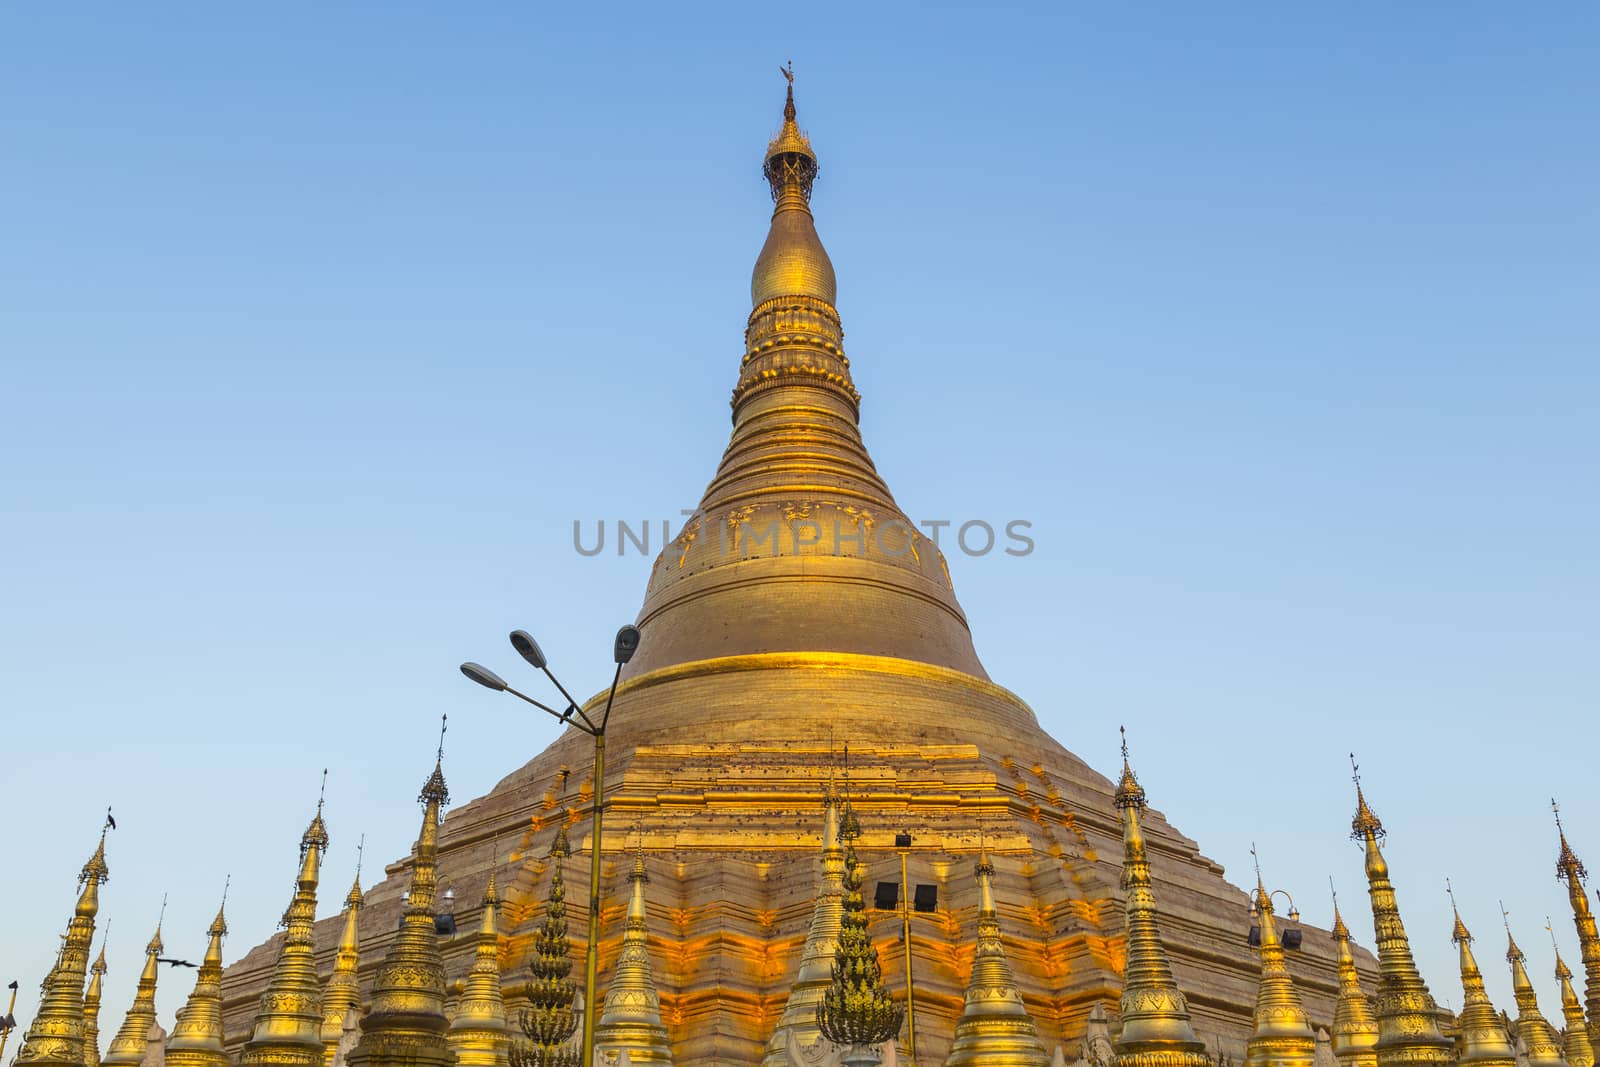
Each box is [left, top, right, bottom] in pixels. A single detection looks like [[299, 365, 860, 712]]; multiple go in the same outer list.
[[511, 805, 581, 1067], [346, 724, 455, 1067], [101, 912, 164, 1067], [941, 842, 1050, 1067], [1109, 730, 1212, 1067], [1446, 886, 1515, 1067], [16, 818, 112, 1067], [83, 932, 110, 1067], [240, 777, 332, 1067], [1243, 851, 1315, 1067], [1504, 910, 1569, 1067], [593, 835, 675, 1066], [816, 758, 903, 1065], [1550, 921, 1595, 1067], [1347, 758, 1453, 1067], [321, 847, 366, 1067], [1553, 802, 1600, 1051], [765, 778, 846, 1065], [450, 853, 512, 1067], [166, 890, 231, 1067], [1329, 887, 1378, 1067]]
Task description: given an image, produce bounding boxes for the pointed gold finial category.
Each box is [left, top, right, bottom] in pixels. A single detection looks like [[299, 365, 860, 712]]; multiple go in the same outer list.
[[593, 826, 675, 1066], [1549, 918, 1595, 1067], [1447, 892, 1515, 1067], [320, 853, 365, 1067], [1346, 761, 1452, 1067], [1504, 908, 1569, 1067], [101, 910, 164, 1067], [449, 839, 512, 1067], [1328, 880, 1378, 1067], [943, 844, 1050, 1067], [1109, 731, 1211, 1067], [82, 925, 110, 1067], [167, 888, 232, 1067], [512, 815, 581, 1066], [1244, 852, 1314, 1067], [1551, 800, 1600, 1054]]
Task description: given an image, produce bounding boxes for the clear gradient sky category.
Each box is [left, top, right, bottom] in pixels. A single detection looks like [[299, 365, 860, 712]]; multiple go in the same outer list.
[[3, 1, 1597, 1039]]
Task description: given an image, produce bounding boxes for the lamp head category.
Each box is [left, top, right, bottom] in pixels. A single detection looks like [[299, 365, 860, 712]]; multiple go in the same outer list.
[[509, 630, 547, 670], [460, 662, 508, 691], [614, 625, 642, 665]]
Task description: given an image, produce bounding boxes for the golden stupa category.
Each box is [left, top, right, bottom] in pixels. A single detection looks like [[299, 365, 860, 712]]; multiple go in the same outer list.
[[214, 76, 1365, 1064]]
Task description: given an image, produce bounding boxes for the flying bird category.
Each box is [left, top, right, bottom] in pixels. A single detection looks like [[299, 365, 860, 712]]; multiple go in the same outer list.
[[156, 958, 196, 969]]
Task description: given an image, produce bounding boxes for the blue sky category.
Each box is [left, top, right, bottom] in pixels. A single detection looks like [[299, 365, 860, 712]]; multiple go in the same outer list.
[[2, 1, 1596, 1035]]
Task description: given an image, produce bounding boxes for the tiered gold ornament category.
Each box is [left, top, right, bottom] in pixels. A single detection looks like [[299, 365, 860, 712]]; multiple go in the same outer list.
[[345, 753, 456, 1067], [1243, 864, 1314, 1067], [816, 787, 903, 1067], [1348, 772, 1452, 1067], [593, 843, 675, 1066], [1505, 923, 1568, 1067], [1553, 937, 1595, 1067], [1329, 897, 1377, 1067], [83, 940, 109, 1067], [1108, 738, 1212, 1067], [321, 867, 365, 1067], [102, 922, 164, 1067], [166, 900, 231, 1067], [1448, 898, 1515, 1067], [449, 867, 512, 1067], [240, 799, 331, 1067], [17, 828, 110, 1067], [1554, 805, 1600, 1052], [765, 788, 845, 1065], [941, 847, 1049, 1067], [511, 823, 581, 1067]]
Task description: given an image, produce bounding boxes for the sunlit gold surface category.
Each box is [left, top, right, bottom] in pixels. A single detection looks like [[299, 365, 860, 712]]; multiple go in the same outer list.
[[167, 902, 231, 1067], [449, 868, 511, 1067], [83, 942, 109, 1067], [1245, 872, 1314, 1067], [102, 924, 163, 1067], [1505, 928, 1568, 1067], [1553, 945, 1594, 1067], [1554, 811, 1600, 1052], [16, 830, 109, 1067], [1447, 906, 1514, 1067], [240, 806, 330, 1067], [321, 872, 364, 1067], [764, 790, 844, 1065], [941, 849, 1049, 1067], [593, 846, 675, 1065], [1330, 902, 1378, 1067]]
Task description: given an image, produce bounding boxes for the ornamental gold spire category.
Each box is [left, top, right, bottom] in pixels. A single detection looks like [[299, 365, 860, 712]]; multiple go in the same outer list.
[[83, 935, 109, 1067], [321, 850, 365, 1067], [1244, 854, 1315, 1067], [1109, 730, 1212, 1067], [941, 843, 1050, 1067], [1551, 923, 1594, 1067], [511, 819, 581, 1067], [346, 728, 455, 1067], [1447, 888, 1515, 1067], [765, 778, 846, 1065], [593, 838, 675, 1066], [1329, 889, 1378, 1067], [1347, 759, 1453, 1067], [1553, 802, 1600, 1051], [449, 860, 512, 1067], [1505, 915, 1569, 1067], [816, 763, 903, 1065], [240, 778, 332, 1067], [102, 914, 163, 1067], [17, 820, 111, 1067], [166, 893, 231, 1067]]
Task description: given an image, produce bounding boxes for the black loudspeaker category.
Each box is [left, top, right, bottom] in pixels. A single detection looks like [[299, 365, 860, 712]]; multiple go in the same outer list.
[[874, 882, 899, 910], [913, 884, 938, 913]]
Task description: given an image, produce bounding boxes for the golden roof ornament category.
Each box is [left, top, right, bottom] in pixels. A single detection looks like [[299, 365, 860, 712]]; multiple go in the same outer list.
[[941, 843, 1050, 1067], [240, 780, 332, 1067], [449, 854, 512, 1067], [765, 778, 847, 1066], [593, 836, 675, 1066], [1550, 920, 1594, 1067], [816, 760, 903, 1065], [764, 62, 818, 204], [101, 911, 164, 1067], [1553, 801, 1600, 1052], [512, 816, 582, 1067], [166, 890, 231, 1067], [1109, 731, 1212, 1067], [346, 724, 456, 1067], [1346, 757, 1453, 1067], [16, 817, 112, 1067], [750, 64, 838, 309], [83, 934, 109, 1067], [1447, 885, 1516, 1067], [1243, 851, 1315, 1067], [1329, 887, 1378, 1067], [1503, 909, 1569, 1067], [322, 846, 366, 1067]]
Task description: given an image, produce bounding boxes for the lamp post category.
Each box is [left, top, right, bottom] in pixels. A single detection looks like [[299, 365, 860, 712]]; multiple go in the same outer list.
[[0, 979, 18, 1064], [461, 624, 641, 1067], [894, 832, 916, 1065]]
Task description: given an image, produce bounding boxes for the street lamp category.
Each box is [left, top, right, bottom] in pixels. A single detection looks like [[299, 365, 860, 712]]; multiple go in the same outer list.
[[460, 623, 641, 1067]]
